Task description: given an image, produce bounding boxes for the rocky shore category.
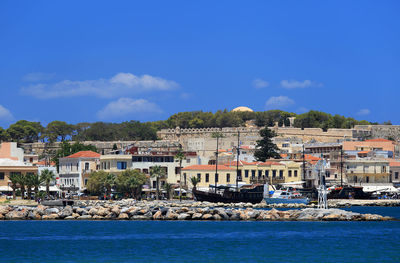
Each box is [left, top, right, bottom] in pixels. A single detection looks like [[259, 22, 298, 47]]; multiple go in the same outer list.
[[0, 200, 396, 221]]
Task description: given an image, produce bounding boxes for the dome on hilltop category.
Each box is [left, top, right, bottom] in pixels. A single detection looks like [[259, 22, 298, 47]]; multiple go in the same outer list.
[[232, 106, 254, 112]]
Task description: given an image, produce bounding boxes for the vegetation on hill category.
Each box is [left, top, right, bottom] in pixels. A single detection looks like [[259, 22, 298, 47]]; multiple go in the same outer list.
[[0, 110, 380, 143]]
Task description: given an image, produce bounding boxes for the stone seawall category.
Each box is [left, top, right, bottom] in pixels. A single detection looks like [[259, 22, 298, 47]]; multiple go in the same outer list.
[[0, 200, 395, 221]]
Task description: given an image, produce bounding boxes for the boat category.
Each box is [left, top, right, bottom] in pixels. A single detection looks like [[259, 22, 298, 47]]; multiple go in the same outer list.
[[327, 185, 372, 199], [264, 189, 310, 204], [192, 184, 265, 204]]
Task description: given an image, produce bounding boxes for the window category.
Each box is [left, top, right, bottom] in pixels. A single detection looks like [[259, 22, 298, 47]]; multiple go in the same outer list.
[[84, 179, 88, 186], [153, 181, 156, 188], [175, 167, 181, 174], [288, 170, 292, 177], [251, 170, 256, 178], [265, 170, 269, 177], [395, 172, 399, 180], [85, 162, 90, 170], [227, 173, 230, 182], [205, 173, 209, 183], [197, 173, 201, 182], [258, 170, 262, 178], [0, 172, 4, 180], [272, 170, 276, 178], [117, 162, 127, 170], [366, 176, 369, 183], [294, 170, 298, 177], [279, 170, 283, 178], [186, 159, 190, 164], [215, 173, 219, 183], [245, 170, 249, 178], [76, 164, 79, 171], [326, 171, 330, 178]]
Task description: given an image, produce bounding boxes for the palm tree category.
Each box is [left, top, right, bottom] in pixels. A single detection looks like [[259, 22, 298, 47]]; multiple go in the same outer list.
[[190, 176, 200, 190], [102, 173, 116, 199], [150, 165, 166, 200], [9, 172, 20, 200], [175, 147, 185, 202], [40, 169, 55, 197], [31, 173, 43, 199], [18, 173, 27, 199], [25, 173, 35, 200], [163, 183, 173, 200]]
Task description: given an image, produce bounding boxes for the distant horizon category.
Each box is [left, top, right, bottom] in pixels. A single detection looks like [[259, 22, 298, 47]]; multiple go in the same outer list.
[[1, 1, 399, 127]]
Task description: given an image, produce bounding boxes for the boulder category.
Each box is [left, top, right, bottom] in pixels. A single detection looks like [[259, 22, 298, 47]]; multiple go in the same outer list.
[[192, 213, 203, 220], [0, 206, 10, 215], [64, 216, 75, 220], [213, 214, 222, 220], [6, 209, 29, 220], [177, 213, 191, 220], [202, 214, 214, 220], [239, 211, 249, 220], [323, 213, 341, 221], [45, 207, 59, 215], [76, 207, 88, 215], [153, 210, 163, 220], [71, 213, 80, 219], [118, 213, 129, 220], [59, 206, 73, 219], [92, 215, 105, 220], [111, 206, 120, 216], [35, 205, 46, 216], [96, 207, 109, 217], [88, 208, 98, 216], [165, 210, 178, 220], [42, 214, 59, 220]]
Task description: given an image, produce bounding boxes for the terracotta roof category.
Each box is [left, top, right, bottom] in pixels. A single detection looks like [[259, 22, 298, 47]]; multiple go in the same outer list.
[[358, 151, 370, 154], [304, 154, 321, 161], [182, 165, 234, 171], [390, 161, 400, 167], [365, 138, 393, 142], [65, 151, 100, 158]]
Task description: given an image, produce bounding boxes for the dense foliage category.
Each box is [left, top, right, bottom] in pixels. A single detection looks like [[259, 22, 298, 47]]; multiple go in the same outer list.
[[254, 127, 281, 161], [0, 110, 379, 143]]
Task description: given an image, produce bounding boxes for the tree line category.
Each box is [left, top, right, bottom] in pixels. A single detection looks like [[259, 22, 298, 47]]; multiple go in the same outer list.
[[0, 110, 382, 143]]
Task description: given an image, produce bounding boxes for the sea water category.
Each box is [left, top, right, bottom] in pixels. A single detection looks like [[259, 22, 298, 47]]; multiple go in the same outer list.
[[0, 207, 399, 263]]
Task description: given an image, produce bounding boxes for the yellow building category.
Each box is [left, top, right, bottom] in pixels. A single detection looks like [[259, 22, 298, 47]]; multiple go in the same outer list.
[[183, 160, 303, 189]]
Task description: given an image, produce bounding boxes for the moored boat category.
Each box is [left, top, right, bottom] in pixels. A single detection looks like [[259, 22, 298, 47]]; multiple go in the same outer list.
[[264, 189, 310, 204], [193, 184, 265, 204]]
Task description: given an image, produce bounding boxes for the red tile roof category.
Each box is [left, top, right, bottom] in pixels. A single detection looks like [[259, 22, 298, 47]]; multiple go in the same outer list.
[[34, 160, 56, 166], [365, 138, 393, 142], [182, 165, 234, 171], [65, 151, 100, 158], [390, 161, 400, 167]]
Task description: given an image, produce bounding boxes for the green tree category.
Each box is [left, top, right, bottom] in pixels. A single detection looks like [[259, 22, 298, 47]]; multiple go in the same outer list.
[[87, 170, 108, 195], [40, 169, 55, 197], [150, 165, 166, 200], [103, 173, 116, 198], [25, 172, 36, 200], [174, 148, 185, 201], [163, 183, 173, 200], [254, 127, 281, 161], [45, 121, 74, 142], [9, 172, 21, 200], [190, 176, 200, 190], [115, 169, 147, 199]]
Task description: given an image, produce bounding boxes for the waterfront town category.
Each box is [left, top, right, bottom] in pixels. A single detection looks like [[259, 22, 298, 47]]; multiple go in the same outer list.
[[0, 107, 399, 203]]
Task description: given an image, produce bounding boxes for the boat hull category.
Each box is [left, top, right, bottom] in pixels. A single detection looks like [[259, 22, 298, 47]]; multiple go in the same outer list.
[[264, 197, 309, 205], [193, 187, 264, 204]]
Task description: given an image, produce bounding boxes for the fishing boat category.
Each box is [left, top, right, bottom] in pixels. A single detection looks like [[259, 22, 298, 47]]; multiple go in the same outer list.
[[264, 189, 310, 204], [327, 185, 372, 199], [192, 184, 265, 204]]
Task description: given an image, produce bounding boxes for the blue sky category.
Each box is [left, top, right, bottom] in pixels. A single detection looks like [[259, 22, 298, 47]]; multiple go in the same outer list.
[[0, 0, 399, 128]]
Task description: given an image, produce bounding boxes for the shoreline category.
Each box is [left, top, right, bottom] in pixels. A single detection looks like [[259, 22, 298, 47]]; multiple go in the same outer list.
[[0, 199, 397, 221]]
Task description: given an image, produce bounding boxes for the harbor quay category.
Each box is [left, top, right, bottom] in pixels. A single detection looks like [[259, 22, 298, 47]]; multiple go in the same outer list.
[[0, 200, 396, 221]]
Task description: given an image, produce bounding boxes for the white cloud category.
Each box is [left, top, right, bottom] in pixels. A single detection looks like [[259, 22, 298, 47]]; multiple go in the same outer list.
[[0, 105, 13, 121], [21, 73, 179, 99], [22, 72, 55, 82], [97, 98, 162, 120], [356, 108, 371, 116], [280, 79, 323, 89], [265, 96, 295, 108], [252, 78, 269, 89]]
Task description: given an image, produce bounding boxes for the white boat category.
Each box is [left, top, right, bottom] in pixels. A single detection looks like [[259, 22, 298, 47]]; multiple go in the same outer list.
[[264, 189, 310, 204]]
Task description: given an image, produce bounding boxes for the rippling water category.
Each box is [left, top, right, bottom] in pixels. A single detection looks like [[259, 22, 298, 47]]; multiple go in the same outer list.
[[0, 207, 399, 262]]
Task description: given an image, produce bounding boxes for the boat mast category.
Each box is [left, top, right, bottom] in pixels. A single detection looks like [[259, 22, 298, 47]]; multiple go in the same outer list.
[[236, 130, 240, 191], [340, 148, 343, 187], [302, 144, 306, 188], [215, 134, 219, 193]]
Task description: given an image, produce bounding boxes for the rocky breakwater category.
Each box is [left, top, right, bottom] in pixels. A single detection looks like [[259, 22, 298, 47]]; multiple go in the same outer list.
[[0, 203, 395, 221]]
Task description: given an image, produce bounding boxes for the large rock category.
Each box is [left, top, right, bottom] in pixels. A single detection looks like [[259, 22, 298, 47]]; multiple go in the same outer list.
[[111, 206, 120, 216], [192, 213, 203, 220], [96, 207, 109, 217], [118, 213, 129, 220], [92, 215, 105, 220], [202, 214, 214, 220], [177, 213, 191, 220], [0, 206, 11, 215], [88, 208, 98, 216], [6, 209, 29, 220], [76, 207, 88, 215], [153, 210, 163, 220], [45, 207, 59, 215], [165, 210, 178, 220], [59, 206, 73, 219], [42, 214, 59, 220]]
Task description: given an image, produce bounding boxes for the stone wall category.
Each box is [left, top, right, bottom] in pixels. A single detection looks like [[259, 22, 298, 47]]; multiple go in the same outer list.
[[354, 125, 400, 141]]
